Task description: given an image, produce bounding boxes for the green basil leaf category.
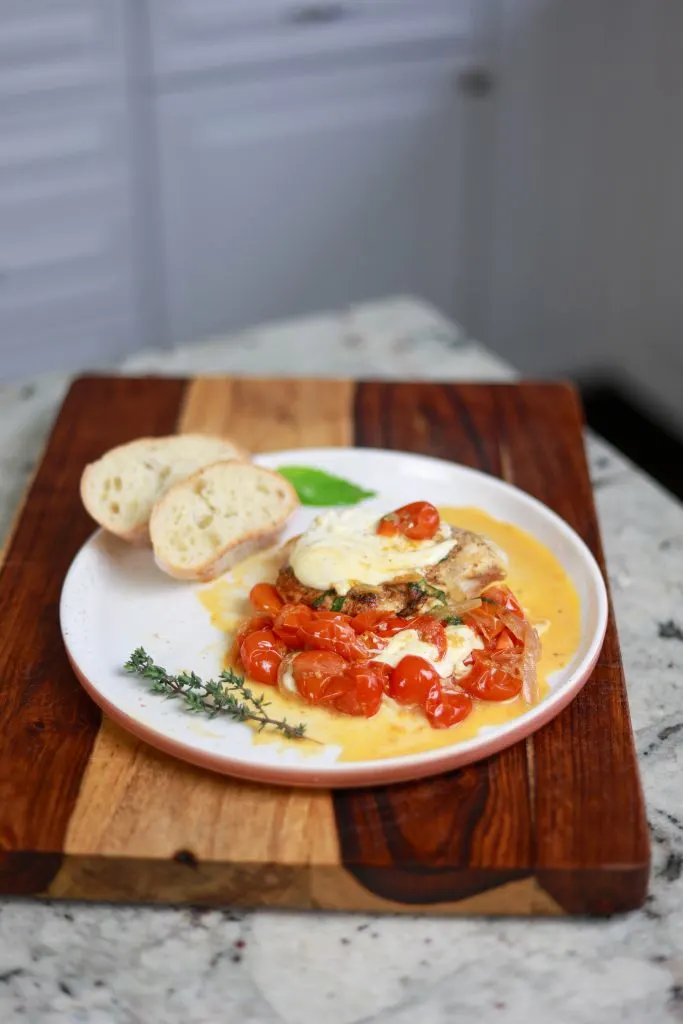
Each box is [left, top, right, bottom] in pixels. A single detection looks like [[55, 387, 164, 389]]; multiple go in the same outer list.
[[312, 590, 333, 608], [331, 596, 345, 612], [442, 615, 464, 626], [276, 466, 375, 506]]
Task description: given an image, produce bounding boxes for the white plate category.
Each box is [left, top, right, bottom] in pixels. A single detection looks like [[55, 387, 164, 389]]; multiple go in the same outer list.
[[60, 448, 608, 788]]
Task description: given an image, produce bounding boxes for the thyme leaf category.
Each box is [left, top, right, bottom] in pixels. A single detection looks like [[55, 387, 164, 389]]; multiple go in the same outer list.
[[123, 647, 307, 740]]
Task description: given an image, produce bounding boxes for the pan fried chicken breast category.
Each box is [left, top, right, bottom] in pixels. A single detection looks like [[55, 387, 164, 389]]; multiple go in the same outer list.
[[275, 507, 506, 616]]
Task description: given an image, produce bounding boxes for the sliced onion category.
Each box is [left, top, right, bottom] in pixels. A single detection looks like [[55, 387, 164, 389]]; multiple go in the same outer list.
[[436, 598, 482, 619], [520, 621, 541, 703], [496, 608, 541, 703]]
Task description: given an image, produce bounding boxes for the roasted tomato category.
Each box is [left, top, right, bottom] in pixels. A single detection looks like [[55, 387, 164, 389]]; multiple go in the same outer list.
[[408, 615, 447, 659], [376, 501, 440, 541], [299, 617, 369, 661], [249, 582, 284, 615], [289, 650, 349, 703], [236, 614, 273, 651], [239, 628, 286, 686], [272, 603, 314, 648], [459, 648, 522, 701], [424, 684, 473, 728], [389, 655, 440, 707], [350, 612, 408, 636], [323, 664, 383, 718]]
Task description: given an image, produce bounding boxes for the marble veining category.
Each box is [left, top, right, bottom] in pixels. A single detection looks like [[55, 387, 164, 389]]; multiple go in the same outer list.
[[0, 297, 681, 1024]]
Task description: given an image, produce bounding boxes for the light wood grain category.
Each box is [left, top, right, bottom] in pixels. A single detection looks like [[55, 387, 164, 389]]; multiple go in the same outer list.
[[63, 378, 352, 880], [0, 376, 648, 913], [180, 377, 354, 452]]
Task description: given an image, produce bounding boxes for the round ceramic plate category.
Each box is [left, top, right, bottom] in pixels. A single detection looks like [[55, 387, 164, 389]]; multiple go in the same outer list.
[[60, 447, 608, 788]]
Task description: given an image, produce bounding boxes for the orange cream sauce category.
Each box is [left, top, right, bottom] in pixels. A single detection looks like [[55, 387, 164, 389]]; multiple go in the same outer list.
[[198, 507, 581, 762]]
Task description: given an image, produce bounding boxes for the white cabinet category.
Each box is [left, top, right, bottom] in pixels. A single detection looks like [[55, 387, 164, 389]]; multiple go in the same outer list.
[[0, 101, 140, 379], [157, 58, 493, 346]]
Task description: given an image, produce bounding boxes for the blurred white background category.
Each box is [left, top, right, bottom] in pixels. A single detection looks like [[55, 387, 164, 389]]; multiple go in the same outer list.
[[1, 0, 682, 432]]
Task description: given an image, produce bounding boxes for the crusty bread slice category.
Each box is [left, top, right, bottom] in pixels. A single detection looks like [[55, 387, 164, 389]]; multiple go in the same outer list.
[[80, 435, 249, 543], [150, 461, 299, 581]]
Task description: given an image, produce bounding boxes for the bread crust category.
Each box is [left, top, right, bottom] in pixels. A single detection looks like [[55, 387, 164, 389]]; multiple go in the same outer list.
[[149, 461, 299, 581]]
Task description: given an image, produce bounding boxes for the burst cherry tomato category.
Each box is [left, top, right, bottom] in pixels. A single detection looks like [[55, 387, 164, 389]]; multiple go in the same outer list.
[[236, 614, 273, 651], [323, 665, 383, 718], [249, 583, 284, 615], [377, 501, 440, 541], [273, 604, 314, 648], [485, 586, 524, 617], [459, 648, 522, 701], [368, 660, 393, 693], [389, 655, 440, 707], [424, 684, 473, 728], [239, 629, 286, 685], [299, 617, 369, 661], [408, 615, 447, 659], [290, 650, 349, 703]]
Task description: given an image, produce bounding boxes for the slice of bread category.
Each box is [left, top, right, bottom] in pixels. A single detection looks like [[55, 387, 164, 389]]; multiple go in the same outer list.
[[150, 461, 299, 581], [80, 435, 249, 543]]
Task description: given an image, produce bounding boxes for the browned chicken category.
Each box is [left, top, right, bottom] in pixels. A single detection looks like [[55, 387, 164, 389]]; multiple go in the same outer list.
[[276, 527, 506, 617]]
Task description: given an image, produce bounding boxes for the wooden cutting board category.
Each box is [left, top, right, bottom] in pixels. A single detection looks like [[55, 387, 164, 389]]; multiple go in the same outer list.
[[0, 376, 649, 915]]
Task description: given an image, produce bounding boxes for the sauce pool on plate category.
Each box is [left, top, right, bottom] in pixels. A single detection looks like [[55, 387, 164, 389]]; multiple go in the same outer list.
[[198, 506, 581, 762]]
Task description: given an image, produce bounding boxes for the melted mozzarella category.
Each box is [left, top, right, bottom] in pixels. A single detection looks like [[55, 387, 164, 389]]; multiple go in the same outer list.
[[373, 624, 483, 679], [289, 508, 456, 595]]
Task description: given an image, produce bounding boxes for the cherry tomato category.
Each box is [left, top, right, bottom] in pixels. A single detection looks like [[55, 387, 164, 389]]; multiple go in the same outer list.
[[389, 655, 440, 707], [249, 582, 284, 615], [424, 684, 473, 728], [368, 660, 393, 693], [484, 586, 524, 617], [236, 614, 273, 651], [459, 649, 522, 701], [377, 501, 440, 541], [290, 650, 349, 703], [356, 630, 388, 655], [313, 610, 354, 627], [463, 605, 505, 645], [299, 618, 368, 661], [374, 616, 411, 637], [324, 665, 383, 718], [273, 603, 314, 648], [351, 610, 389, 633], [240, 629, 286, 686], [408, 615, 447, 659]]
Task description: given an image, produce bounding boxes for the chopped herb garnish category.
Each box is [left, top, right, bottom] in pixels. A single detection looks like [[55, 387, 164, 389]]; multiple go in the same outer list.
[[442, 615, 464, 626], [312, 590, 333, 608], [331, 596, 346, 612], [123, 647, 307, 740], [481, 596, 498, 605]]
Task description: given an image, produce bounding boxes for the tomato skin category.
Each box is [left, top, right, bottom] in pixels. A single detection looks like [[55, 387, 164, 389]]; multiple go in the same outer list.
[[484, 585, 524, 617], [377, 501, 440, 541], [273, 604, 314, 648], [239, 629, 286, 686], [236, 614, 273, 652], [389, 655, 440, 707], [459, 649, 522, 701], [408, 615, 447, 660], [249, 582, 284, 615], [290, 650, 348, 703], [424, 685, 473, 728], [368, 660, 393, 693], [323, 665, 383, 718], [299, 618, 368, 661]]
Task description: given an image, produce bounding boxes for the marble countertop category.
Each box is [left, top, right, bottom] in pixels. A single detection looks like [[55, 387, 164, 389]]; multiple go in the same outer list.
[[1, 297, 681, 1024]]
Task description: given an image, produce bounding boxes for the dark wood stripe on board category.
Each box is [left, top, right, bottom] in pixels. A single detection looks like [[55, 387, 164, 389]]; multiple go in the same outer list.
[[336, 382, 535, 905], [488, 383, 649, 913], [0, 375, 187, 895]]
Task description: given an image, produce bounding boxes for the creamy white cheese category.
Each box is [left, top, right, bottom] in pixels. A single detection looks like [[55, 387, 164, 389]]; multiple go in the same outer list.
[[372, 624, 483, 679], [289, 507, 456, 595]]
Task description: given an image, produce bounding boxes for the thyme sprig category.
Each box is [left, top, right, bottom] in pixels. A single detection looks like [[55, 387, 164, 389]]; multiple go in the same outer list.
[[123, 647, 306, 740]]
